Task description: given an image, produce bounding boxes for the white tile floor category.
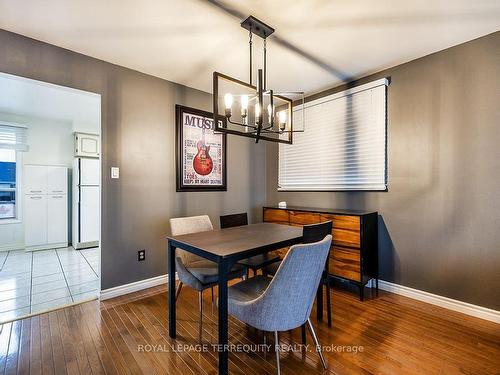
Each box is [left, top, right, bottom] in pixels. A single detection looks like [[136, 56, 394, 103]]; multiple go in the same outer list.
[[0, 247, 100, 323]]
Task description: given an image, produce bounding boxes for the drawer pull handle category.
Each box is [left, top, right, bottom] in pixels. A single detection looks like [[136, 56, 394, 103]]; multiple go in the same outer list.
[[52, 196, 63, 198], [30, 196, 42, 199], [30, 190, 42, 193], [52, 190, 63, 193]]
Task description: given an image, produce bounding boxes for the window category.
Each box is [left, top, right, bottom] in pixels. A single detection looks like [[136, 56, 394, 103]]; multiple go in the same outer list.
[[0, 149, 17, 219], [0, 123, 28, 220], [279, 78, 388, 191]]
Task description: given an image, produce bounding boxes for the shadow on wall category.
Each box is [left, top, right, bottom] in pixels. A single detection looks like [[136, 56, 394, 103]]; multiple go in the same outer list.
[[378, 215, 398, 283]]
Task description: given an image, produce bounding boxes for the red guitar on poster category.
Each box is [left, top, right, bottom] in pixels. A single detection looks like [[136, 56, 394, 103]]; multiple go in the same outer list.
[[193, 127, 213, 176]]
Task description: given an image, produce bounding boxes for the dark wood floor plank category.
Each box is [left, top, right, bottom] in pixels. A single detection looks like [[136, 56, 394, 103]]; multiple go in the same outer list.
[[78, 303, 129, 375], [48, 311, 68, 375], [29, 314, 42, 375], [55, 309, 81, 375], [129, 298, 199, 375], [17, 318, 31, 375], [39, 313, 55, 375], [107, 306, 164, 374], [65, 306, 106, 375], [72, 303, 119, 375], [4, 319, 21, 375], [98, 308, 143, 374], [0, 323, 12, 373]]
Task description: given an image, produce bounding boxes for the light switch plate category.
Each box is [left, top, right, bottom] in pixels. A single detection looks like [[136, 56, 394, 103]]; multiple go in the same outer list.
[[111, 167, 119, 179]]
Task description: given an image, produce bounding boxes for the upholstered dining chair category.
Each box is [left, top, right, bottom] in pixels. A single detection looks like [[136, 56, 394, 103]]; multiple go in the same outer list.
[[265, 221, 333, 328], [170, 215, 247, 341], [227, 235, 332, 375], [220, 212, 280, 277]]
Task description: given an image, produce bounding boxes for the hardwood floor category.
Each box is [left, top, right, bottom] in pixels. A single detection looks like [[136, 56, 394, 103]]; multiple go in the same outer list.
[[0, 283, 498, 375]]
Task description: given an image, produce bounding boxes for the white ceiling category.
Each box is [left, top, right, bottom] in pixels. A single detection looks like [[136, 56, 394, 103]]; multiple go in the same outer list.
[[0, 72, 100, 127], [0, 0, 499, 95]]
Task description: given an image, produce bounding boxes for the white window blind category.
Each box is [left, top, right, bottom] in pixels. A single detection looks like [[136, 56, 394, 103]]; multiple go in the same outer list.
[[0, 123, 28, 152], [279, 78, 388, 191]]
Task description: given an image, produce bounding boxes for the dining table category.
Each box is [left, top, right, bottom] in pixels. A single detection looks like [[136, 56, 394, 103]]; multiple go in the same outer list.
[[166, 222, 304, 375]]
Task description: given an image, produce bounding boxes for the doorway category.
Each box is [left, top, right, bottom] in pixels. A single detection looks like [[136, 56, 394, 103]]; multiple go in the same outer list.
[[0, 72, 101, 322]]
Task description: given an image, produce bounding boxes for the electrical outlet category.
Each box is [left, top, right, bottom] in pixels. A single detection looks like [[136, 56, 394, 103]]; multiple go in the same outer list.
[[138, 249, 146, 261]]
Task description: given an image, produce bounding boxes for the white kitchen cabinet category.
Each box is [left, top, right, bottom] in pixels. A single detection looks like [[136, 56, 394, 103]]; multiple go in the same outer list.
[[47, 195, 68, 244], [47, 166, 67, 194], [24, 165, 47, 194], [24, 165, 68, 251], [24, 195, 47, 247]]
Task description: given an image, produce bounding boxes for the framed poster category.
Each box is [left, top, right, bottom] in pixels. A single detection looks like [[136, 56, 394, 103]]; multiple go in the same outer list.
[[176, 105, 227, 191]]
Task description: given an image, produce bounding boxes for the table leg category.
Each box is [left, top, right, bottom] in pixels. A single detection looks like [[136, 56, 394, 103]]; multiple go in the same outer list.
[[218, 260, 230, 375], [316, 281, 324, 322], [168, 241, 176, 338]]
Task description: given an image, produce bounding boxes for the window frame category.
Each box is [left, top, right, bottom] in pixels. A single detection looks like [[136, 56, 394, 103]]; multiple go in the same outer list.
[[278, 78, 389, 192], [0, 150, 22, 224]]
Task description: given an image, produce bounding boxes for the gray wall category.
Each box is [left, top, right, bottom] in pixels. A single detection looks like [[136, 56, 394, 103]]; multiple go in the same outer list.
[[266, 31, 500, 310], [0, 29, 266, 290]]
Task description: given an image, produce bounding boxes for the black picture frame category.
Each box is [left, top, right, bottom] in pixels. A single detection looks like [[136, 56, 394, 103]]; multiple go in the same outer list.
[[175, 105, 227, 192]]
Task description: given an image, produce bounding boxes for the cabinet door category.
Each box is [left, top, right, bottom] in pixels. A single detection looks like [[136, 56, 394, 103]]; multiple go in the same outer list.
[[25, 165, 47, 194], [263, 208, 289, 224], [47, 195, 68, 244], [47, 167, 67, 194], [25, 195, 47, 246]]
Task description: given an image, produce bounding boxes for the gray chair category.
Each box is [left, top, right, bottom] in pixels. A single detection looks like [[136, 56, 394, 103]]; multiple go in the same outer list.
[[170, 215, 246, 341], [266, 221, 333, 328], [227, 235, 332, 375]]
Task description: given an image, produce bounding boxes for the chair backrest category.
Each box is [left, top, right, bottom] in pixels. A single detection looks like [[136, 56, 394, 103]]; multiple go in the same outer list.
[[252, 235, 332, 331], [303, 221, 332, 244], [170, 215, 213, 264], [220, 212, 248, 229]]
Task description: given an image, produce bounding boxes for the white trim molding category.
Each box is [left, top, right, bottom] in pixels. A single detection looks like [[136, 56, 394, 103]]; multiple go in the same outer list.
[[377, 280, 500, 324], [100, 273, 177, 301]]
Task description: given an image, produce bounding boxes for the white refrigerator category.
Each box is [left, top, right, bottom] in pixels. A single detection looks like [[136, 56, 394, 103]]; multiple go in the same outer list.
[[72, 158, 100, 249]]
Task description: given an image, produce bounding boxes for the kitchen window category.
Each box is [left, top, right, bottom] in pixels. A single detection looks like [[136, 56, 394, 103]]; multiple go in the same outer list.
[[0, 149, 17, 219], [279, 78, 388, 191], [0, 123, 28, 221]]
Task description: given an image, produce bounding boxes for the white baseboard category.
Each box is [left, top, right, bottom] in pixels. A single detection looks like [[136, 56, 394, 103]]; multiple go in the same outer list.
[[377, 280, 500, 324], [0, 243, 25, 252], [100, 273, 177, 301]]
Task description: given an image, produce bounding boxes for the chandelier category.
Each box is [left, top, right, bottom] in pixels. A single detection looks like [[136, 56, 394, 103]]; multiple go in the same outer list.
[[213, 16, 304, 144]]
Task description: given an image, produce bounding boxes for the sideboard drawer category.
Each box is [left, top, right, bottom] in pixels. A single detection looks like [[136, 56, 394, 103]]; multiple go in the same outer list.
[[289, 211, 320, 225], [332, 228, 361, 248], [329, 246, 361, 282], [263, 208, 289, 224], [320, 214, 360, 231]]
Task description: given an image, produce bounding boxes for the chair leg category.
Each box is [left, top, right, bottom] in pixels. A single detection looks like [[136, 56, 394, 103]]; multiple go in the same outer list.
[[211, 286, 214, 314], [301, 324, 307, 345], [306, 318, 327, 370], [326, 280, 332, 327], [175, 281, 183, 301], [198, 290, 203, 342], [274, 331, 281, 375]]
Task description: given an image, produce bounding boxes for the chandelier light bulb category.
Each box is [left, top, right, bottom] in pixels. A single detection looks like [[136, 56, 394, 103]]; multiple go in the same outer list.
[[224, 93, 233, 117], [255, 102, 261, 124], [267, 103, 274, 124], [278, 110, 287, 130], [240, 95, 248, 118]]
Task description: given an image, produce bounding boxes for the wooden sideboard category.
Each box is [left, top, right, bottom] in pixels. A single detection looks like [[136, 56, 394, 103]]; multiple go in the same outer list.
[[263, 206, 378, 300]]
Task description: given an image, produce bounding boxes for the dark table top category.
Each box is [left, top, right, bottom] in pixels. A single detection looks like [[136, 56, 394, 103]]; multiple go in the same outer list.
[[167, 223, 303, 260]]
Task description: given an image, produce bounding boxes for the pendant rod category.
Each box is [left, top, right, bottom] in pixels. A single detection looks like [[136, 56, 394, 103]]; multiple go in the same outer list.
[[249, 28, 253, 85], [263, 37, 267, 90]]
